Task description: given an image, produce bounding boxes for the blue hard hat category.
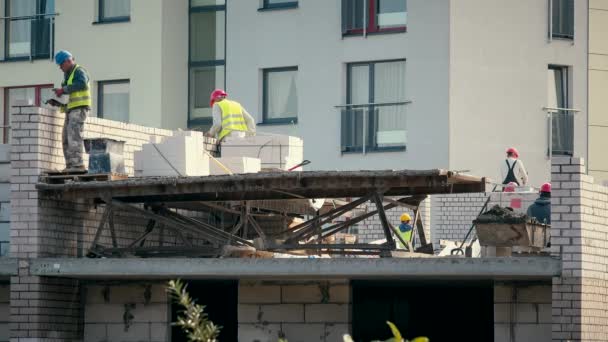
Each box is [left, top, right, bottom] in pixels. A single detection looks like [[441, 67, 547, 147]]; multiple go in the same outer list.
[[54, 50, 72, 65]]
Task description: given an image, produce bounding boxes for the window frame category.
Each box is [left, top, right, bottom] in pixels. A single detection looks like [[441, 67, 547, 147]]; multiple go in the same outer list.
[[3, 0, 55, 61], [262, 66, 299, 125], [97, 0, 131, 24], [343, 58, 407, 153], [342, 0, 407, 37], [3, 83, 53, 143], [188, 1, 227, 129], [97, 79, 131, 122], [260, 0, 298, 11], [548, 65, 573, 156], [550, 0, 574, 40]]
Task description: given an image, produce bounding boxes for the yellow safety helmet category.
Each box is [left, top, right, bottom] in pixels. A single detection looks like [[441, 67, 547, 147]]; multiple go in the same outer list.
[[400, 213, 411, 222]]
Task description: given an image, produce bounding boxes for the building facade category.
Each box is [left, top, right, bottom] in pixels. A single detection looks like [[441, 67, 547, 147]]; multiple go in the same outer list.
[[0, 0, 593, 187]]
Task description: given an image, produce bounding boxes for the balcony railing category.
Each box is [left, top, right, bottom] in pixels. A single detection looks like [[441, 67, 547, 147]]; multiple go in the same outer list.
[[0, 12, 58, 62], [337, 101, 411, 154], [543, 106, 580, 157]]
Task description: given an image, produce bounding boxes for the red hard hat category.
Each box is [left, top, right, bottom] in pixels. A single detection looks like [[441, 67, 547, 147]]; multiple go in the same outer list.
[[210, 89, 228, 107], [506, 147, 519, 158], [504, 182, 517, 192], [540, 182, 551, 193]]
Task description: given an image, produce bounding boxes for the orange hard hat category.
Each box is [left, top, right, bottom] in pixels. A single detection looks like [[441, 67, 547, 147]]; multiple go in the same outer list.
[[209, 89, 227, 107]]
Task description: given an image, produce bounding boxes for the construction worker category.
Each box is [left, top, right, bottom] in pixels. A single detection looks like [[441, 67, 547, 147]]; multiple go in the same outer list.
[[53, 50, 91, 172], [396, 213, 413, 249], [206, 89, 256, 142], [527, 182, 551, 224], [501, 147, 528, 187]]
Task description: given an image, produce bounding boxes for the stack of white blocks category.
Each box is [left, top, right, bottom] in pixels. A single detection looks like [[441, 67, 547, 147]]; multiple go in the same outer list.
[[134, 131, 210, 177], [221, 134, 304, 171], [210, 157, 261, 175]]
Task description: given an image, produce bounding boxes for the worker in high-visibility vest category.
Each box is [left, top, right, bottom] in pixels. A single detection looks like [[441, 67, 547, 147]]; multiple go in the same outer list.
[[52, 50, 91, 172], [396, 213, 413, 249], [206, 89, 256, 142]]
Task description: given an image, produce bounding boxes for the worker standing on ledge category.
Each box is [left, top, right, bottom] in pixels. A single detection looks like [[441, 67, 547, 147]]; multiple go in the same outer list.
[[501, 147, 528, 187], [206, 89, 256, 142], [52, 50, 91, 172], [527, 183, 551, 224]]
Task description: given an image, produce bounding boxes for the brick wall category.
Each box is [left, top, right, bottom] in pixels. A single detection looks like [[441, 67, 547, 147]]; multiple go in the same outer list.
[[494, 283, 552, 342], [238, 281, 350, 342], [8, 106, 217, 341], [84, 284, 168, 342], [550, 157, 608, 341], [430, 191, 539, 252]]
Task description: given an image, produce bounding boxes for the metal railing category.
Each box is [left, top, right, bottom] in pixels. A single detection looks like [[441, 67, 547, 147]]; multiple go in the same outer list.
[[336, 101, 411, 154], [0, 12, 59, 61], [543, 106, 580, 158]]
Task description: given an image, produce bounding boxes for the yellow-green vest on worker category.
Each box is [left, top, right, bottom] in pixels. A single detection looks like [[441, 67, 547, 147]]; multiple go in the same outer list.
[[62, 64, 92, 111], [216, 99, 250, 140], [396, 223, 413, 249]]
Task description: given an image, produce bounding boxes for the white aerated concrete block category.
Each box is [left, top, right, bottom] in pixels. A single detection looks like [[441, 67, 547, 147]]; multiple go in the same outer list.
[[138, 135, 210, 176], [221, 135, 304, 170], [210, 157, 261, 175]]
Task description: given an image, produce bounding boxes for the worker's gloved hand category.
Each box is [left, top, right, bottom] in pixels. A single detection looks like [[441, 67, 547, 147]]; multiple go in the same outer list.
[[54, 88, 64, 97]]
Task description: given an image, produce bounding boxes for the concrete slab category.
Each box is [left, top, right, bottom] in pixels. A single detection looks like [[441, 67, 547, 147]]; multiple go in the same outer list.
[[28, 257, 560, 280]]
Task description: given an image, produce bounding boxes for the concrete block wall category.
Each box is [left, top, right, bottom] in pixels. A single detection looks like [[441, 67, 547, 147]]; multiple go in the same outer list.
[[8, 106, 217, 341], [550, 157, 608, 341], [84, 284, 168, 342], [238, 281, 350, 342], [494, 283, 552, 342], [430, 191, 538, 251]]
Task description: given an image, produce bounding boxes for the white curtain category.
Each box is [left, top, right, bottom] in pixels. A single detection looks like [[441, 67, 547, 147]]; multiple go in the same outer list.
[[374, 61, 406, 146], [377, 0, 407, 28], [267, 70, 298, 120], [101, 82, 130, 123], [9, 0, 36, 57], [103, 0, 130, 18]]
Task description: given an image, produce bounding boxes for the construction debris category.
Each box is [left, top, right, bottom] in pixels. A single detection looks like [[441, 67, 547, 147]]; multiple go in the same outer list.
[[473, 205, 527, 224]]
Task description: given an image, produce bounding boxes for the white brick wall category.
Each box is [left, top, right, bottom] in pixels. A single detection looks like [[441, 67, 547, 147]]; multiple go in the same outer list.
[[551, 157, 608, 341], [431, 191, 539, 252]]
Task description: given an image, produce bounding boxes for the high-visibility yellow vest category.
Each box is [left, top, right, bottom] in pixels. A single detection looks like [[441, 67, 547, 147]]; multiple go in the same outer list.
[[217, 99, 249, 140], [396, 223, 413, 249], [64, 64, 91, 111]]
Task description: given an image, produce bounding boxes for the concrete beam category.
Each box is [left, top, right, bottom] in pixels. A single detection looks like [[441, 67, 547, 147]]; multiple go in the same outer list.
[[29, 257, 560, 280]]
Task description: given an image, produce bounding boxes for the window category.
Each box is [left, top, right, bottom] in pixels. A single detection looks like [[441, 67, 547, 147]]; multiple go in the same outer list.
[[342, 60, 407, 153], [261, 0, 298, 10], [98, 80, 130, 123], [263, 67, 298, 124], [98, 0, 130, 23], [2, 84, 52, 143], [551, 0, 573, 39], [189, 1, 226, 130], [342, 0, 406, 36], [548, 66, 573, 155], [3, 0, 54, 60]]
